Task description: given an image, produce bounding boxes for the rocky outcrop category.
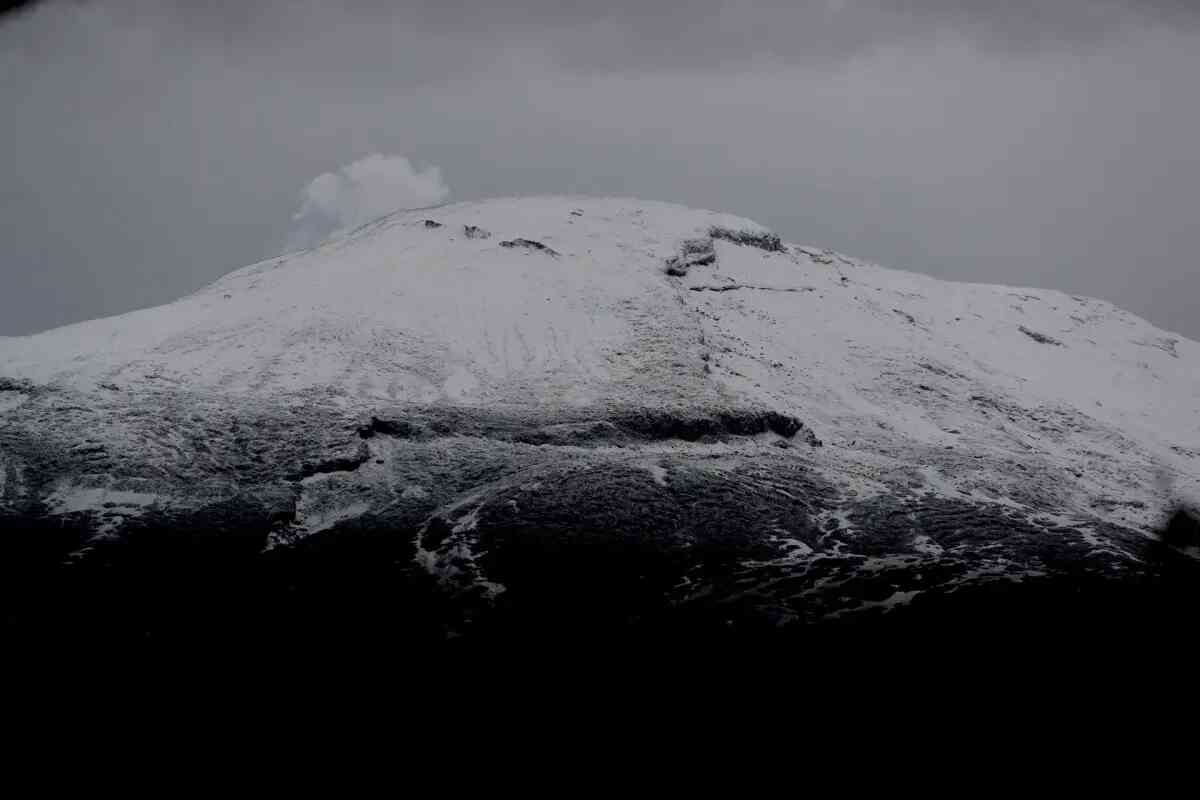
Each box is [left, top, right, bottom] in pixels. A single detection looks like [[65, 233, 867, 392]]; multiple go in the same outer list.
[[500, 238, 559, 256], [0, 376, 1184, 650], [1019, 325, 1064, 346], [709, 225, 785, 252], [665, 238, 716, 276]]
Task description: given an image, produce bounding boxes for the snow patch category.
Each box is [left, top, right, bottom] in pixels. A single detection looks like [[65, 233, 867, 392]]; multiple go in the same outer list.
[[443, 365, 479, 400], [0, 391, 29, 413], [295, 499, 371, 537], [645, 463, 669, 486], [45, 485, 163, 515]]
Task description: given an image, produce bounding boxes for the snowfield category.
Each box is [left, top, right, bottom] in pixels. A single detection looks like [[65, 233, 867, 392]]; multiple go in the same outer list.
[[2, 196, 1198, 639]]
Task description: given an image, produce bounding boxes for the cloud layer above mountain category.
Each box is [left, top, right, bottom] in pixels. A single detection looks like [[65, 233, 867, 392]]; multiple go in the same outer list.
[[2, 1, 1198, 338]]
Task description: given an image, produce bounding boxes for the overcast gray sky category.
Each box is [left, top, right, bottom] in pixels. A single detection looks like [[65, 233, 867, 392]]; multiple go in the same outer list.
[[2, 1, 1198, 338]]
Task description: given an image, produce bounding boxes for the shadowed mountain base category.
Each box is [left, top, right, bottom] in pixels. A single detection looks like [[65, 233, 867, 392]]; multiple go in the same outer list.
[[4, 507, 1196, 670]]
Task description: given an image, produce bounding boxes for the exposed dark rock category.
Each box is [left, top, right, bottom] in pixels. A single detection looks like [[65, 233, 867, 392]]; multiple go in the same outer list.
[[688, 283, 814, 293], [0, 376, 35, 392], [511, 420, 621, 446], [1161, 507, 1200, 550], [612, 408, 816, 443], [709, 226, 785, 252], [664, 238, 716, 276], [1019, 325, 1064, 346], [357, 416, 422, 440], [1134, 336, 1179, 358], [421, 516, 454, 551], [918, 361, 961, 379], [1, 417, 1191, 663], [500, 238, 560, 256], [666, 227, 785, 275], [422, 219, 443, 229], [463, 225, 491, 239], [296, 442, 370, 479]]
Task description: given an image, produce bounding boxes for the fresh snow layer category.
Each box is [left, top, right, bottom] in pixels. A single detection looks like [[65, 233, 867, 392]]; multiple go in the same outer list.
[[2, 195, 1198, 521], [0, 197, 767, 410]]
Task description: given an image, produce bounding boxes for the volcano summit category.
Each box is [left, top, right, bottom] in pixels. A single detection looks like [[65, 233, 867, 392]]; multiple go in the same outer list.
[[2, 196, 1198, 652]]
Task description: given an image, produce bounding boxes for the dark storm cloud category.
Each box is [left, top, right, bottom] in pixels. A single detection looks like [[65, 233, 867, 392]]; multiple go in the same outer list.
[[10, 2, 1200, 67], [2, 1, 1199, 339], [393, 0, 1200, 61], [82, 1, 1200, 36], [0, 0, 38, 17]]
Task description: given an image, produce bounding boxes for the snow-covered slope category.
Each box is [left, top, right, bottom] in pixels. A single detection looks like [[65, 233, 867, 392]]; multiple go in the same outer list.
[[2, 196, 1198, 637], [1, 198, 766, 407]]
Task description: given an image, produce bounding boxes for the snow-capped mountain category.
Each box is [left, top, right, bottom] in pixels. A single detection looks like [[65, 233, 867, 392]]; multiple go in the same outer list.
[[2, 196, 1198, 642]]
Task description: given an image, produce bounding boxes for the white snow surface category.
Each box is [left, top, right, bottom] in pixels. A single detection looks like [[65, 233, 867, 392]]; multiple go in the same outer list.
[[2, 195, 1198, 520]]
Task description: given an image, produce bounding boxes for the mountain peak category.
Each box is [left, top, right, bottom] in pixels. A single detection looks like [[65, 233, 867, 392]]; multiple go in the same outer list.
[[3, 195, 1194, 442], [2, 195, 1198, 644]]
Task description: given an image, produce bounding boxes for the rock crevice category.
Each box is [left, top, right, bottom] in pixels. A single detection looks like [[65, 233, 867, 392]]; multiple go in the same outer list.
[[500, 238, 559, 256]]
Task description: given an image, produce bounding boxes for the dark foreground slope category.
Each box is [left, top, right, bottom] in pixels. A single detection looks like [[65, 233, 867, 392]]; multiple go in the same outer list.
[[4, 457, 1197, 666]]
